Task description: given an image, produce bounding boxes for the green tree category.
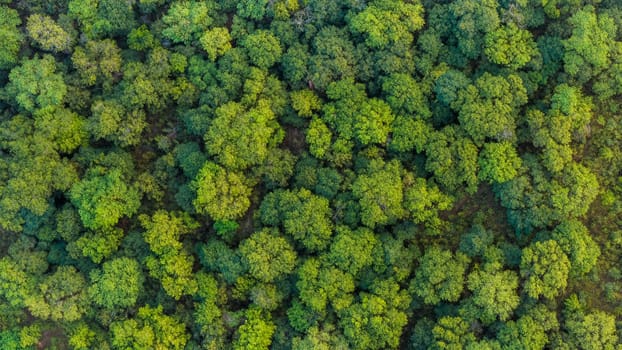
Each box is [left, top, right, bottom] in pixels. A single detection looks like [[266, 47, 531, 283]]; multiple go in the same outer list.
[[551, 220, 600, 277], [348, 0, 425, 50], [174, 142, 207, 179], [127, 25, 156, 51], [381, 73, 431, 119], [140, 210, 199, 256], [26, 14, 72, 52], [239, 228, 297, 283], [449, 0, 500, 60], [88, 99, 146, 147], [204, 100, 282, 170], [69, 226, 125, 263], [297, 258, 355, 314], [0, 329, 21, 350], [88, 257, 143, 309], [162, 0, 213, 44], [71, 39, 122, 87], [68, 0, 136, 38], [234, 307, 276, 350], [464, 267, 520, 324], [291, 325, 349, 350], [375, 231, 418, 282], [291, 90, 322, 118], [403, 174, 453, 231], [497, 305, 558, 350], [340, 279, 411, 350], [200, 27, 232, 61], [281, 43, 310, 86], [69, 168, 141, 230], [192, 161, 252, 221], [308, 27, 357, 91], [484, 23, 537, 69], [0, 257, 35, 308], [431, 316, 476, 349], [67, 0, 98, 37], [459, 224, 495, 258], [434, 69, 471, 109], [526, 84, 593, 173], [425, 126, 479, 194], [241, 30, 283, 69], [259, 188, 333, 252], [306, 118, 333, 159], [34, 106, 87, 154], [326, 226, 377, 276], [323, 79, 395, 146], [5, 55, 67, 113], [495, 156, 599, 235], [520, 240, 570, 299], [19, 325, 41, 349], [67, 323, 97, 350], [563, 6, 616, 81], [550, 162, 600, 220], [198, 239, 245, 284], [237, 0, 268, 20], [26, 266, 88, 322], [411, 247, 470, 305], [110, 305, 189, 350], [0, 6, 24, 69], [252, 147, 296, 189], [352, 160, 406, 228], [457, 73, 527, 145], [193, 273, 227, 349], [145, 251, 198, 300], [478, 142, 522, 183], [140, 211, 199, 299], [388, 117, 431, 153], [565, 309, 618, 350], [0, 117, 78, 232]]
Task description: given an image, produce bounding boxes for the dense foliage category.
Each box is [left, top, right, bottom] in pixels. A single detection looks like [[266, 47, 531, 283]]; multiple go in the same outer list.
[[1, 0, 622, 348]]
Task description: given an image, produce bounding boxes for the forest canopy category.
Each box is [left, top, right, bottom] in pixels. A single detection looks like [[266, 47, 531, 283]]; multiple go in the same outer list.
[[1, 0, 622, 349]]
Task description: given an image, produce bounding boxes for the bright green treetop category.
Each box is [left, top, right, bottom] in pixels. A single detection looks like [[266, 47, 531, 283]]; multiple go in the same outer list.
[[192, 161, 252, 221], [411, 247, 470, 305], [5, 55, 67, 113], [520, 240, 570, 299], [239, 228, 297, 283], [89, 257, 143, 309], [69, 168, 141, 230]]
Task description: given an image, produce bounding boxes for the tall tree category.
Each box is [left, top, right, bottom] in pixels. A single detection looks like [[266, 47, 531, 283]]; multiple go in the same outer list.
[[110, 305, 189, 350], [239, 228, 297, 283], [520, 240, 570, 299], [4, 55, 67, 113], [26, 14, 72, 53], [260, 188, 333, 252], [0, 6, 23, 69], [352, 160, 406, 228], [192, 161, 252, 221], [69, 168, 141, 230], [410, 247, 470, 305], [140, 211, 199, 299], [204, 100, 282, 170]]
